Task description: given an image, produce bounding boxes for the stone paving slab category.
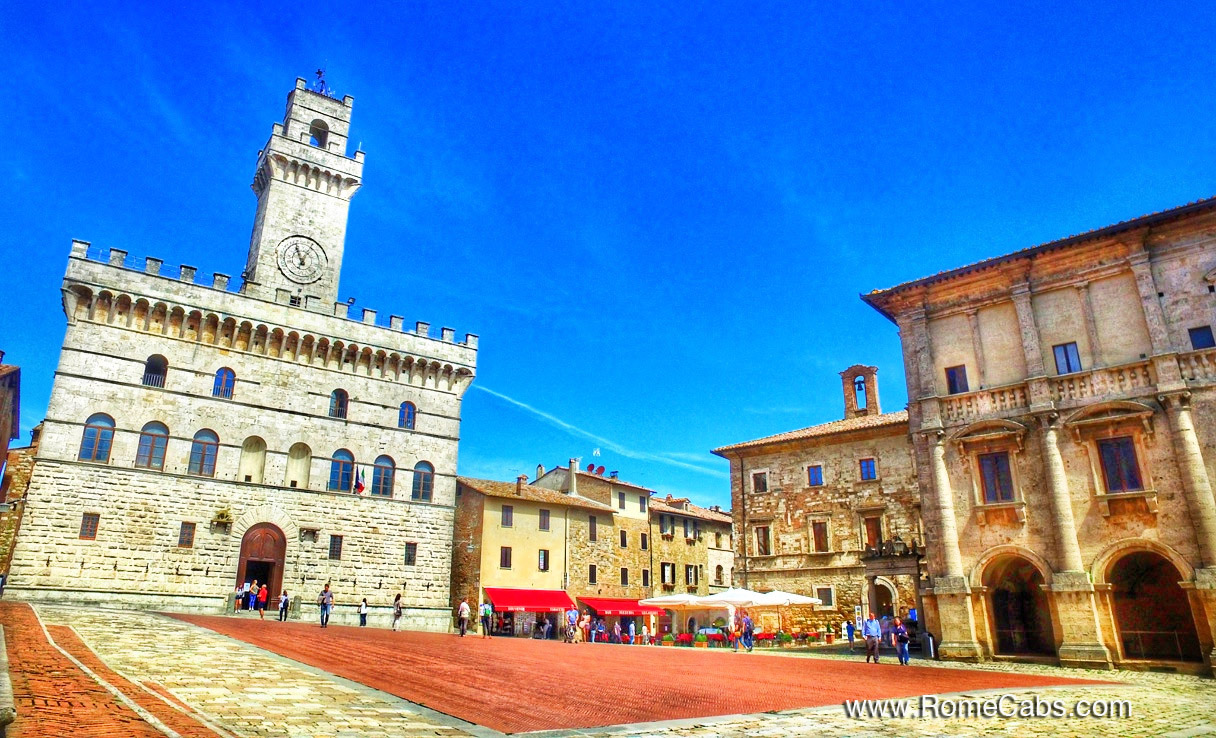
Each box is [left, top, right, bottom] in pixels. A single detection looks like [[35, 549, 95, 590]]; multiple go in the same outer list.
[[11, 605, 1216, 737]]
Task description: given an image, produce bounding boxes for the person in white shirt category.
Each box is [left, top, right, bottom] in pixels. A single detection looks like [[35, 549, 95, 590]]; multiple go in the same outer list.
[[358, 598, 369, 627], [456, 598, 470, 636]]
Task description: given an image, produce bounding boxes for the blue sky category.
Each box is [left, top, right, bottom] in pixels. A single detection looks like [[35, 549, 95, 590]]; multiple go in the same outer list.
[[4, 3, 1216, 508]]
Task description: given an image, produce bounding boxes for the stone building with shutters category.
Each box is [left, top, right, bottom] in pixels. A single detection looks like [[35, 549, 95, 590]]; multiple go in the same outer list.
[[713, 366, 923, 635], [4, 79, 477, 630], [863, 197, 1216, 675]]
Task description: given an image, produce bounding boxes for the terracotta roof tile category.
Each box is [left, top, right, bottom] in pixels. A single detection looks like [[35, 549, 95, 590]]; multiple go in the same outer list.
[[648, 496, 732, 524], [457, 477, 615, 512], [712, 410, 909, 455]]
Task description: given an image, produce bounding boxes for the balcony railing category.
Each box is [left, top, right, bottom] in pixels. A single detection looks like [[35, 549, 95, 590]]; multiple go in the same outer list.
[[1179, 347, 1216, 383], [940, 383, 1029, 424], [1050, 360, 1154, 403]]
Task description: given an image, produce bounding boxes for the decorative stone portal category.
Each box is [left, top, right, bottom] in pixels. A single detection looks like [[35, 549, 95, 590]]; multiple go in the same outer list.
[[983, 556, 1053, 656], [1109, 551, 1202, 662], [236, 523, 286, 605]]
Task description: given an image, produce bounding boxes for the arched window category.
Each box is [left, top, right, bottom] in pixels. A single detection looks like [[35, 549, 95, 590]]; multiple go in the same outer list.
[[372, 455, 395, 497], [309, 119, 329, 149], [142, 355, 168, 388], [399, 401, 416, 430], [238, 436, 267, 484], [79, 413, 115, 462], [213, 368, 236, 398], [411, 461, 434, 502], [715, 565, 725, 585], [329, 389, 349, 419], [188, 429, 219, 477], [328, 449, 354, 492], [286, 442, 312, 489], [134, 421, 169, 470]]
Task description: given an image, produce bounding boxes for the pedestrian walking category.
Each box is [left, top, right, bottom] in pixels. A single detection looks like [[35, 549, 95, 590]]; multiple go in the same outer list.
[[359, 598, 369, 627], [641, 623, 649, 646], [892, 617, 910, 665], [234, 585, 243, 613], [278, 590, 290, 621], [863, 612, 882, 663], [742, 611, 754, 652], [845, 619, 856, 651], [394, 593, 405, 632], [628, 620, 636, 645], [257, 583, 269, 620], [564, 606, 578, 643], [456, 598, 470, 636], [318, 583, 334, 628], [479, 601, 493, 638]]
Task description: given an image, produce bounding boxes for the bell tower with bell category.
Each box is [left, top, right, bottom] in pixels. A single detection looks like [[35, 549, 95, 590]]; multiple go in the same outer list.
[[243, 73, 364, 307]]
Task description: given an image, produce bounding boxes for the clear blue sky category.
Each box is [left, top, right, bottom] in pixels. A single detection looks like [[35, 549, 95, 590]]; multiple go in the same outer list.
[[4, 4, 1215, 508]]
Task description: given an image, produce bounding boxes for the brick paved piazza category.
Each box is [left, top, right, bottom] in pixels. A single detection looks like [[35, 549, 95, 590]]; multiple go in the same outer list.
[[3, 603, 1213, 737]]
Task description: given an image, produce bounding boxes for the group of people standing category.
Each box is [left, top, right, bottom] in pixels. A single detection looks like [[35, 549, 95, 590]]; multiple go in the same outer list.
[[845, 613, 912, 665], [234, 581, 292, 621]]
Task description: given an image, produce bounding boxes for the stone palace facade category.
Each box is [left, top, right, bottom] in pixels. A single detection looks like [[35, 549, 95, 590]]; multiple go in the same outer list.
[[5, 79, 477, 630]]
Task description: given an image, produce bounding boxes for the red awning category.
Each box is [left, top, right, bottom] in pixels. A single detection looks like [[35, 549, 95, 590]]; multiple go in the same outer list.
[[484, 587, 575, 613], [578, 597, 665, 616]]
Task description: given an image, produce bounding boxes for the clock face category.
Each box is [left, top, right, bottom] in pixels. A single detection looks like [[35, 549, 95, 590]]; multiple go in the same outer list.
[[276, 236, 327, 284]]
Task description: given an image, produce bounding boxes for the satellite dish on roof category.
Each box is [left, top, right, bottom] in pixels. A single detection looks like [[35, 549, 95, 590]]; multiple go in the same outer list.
[[586, 463, 595, 471], [596, 465, 605, 475]]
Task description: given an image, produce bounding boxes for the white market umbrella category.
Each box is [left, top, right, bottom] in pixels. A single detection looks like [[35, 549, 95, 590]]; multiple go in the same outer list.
[[639, 593, 706, 608], [752, 590, 821, 607], [698, 588, 766, 608]]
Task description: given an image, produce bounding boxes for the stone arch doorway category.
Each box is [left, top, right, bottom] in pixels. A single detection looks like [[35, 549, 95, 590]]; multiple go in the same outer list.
[[863, 577, 897, 618], [983, 556, 1053, 655], [1108, 551, 1202, 662], [236, 523, 286, 606]]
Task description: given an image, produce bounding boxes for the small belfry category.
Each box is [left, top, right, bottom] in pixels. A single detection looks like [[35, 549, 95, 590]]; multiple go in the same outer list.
[[243, 77, 365, 307]]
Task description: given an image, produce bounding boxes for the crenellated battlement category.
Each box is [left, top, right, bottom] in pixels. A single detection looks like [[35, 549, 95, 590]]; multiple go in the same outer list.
[[72, 240, 478, 349]]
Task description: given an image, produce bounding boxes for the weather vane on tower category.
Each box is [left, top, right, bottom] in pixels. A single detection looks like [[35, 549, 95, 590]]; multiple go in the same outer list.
[[312, 68, 336, 98]]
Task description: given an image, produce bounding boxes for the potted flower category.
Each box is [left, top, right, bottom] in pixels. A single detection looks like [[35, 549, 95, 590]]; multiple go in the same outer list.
[[661, 633, 675, 647], [825, 629, 835, 644], [675, 633, 694, 647], [694, 633, 708, 648], [755, 632, 776, 647], [777, 631, 794, 648], [707, 632, 726, 648], [808, 631, 821, 643]]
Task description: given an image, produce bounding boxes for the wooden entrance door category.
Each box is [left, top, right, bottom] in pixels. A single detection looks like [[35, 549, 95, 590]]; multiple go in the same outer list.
[[236, 523, 286, 604]]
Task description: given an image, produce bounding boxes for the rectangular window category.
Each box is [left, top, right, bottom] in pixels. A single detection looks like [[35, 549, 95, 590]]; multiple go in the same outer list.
[[863, 516, 882, 549], [404, 542, 417, 566], [661, 562, 675, 584], [539, 509, 550, 531], [618, 491, 625, 509], [79, 513, 100, 540], [639, 495, 648, 512], [815, 586, 835, 607], [642, 568, 650, 587], [538, 549, 550, 571], [755, 526, 771, 556], [1189, 326, 1216, 350], [589, 564, 597, 584], [500, 546, 512, 569], [685, 564, 698, 585], [619, 529, 627, 547], [501, 504, 513, 527], [660, 515, 672, 535], [807, 465, 824, 487], [620, 567, 629, 586], [640, 533, 648, 550], [683, 518, 693, 539], [751, 471, 768, 494], [328, 535, 343, 560], [1098, 436, 1144, 492], [978, 451, 1015, 503], [178, 521, 195, 548], [859, 458, 877, 480], [714, 531, 722, 548], [1053, 342, 1083, 374], [811, 520, 829, 552], [588, 515, 597, 542], [945, 365, 969, 394]]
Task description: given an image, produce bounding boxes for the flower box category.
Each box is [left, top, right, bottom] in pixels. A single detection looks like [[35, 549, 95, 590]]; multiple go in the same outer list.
[[675, 634, 694, 647]]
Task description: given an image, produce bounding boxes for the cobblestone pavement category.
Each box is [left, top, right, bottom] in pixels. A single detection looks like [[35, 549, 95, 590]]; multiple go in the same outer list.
[[5, 604, 1214, 737]]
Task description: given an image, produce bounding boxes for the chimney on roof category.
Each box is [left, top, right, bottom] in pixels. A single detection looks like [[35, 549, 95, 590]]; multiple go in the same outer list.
[[536, 464, 545, 481], [0, 351, 5, 363], [516, 475, 527, 496], [568, 458, 579, 496]]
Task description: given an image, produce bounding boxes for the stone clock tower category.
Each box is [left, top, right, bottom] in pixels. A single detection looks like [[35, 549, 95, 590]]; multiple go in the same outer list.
[[243, 77, 365, 307]]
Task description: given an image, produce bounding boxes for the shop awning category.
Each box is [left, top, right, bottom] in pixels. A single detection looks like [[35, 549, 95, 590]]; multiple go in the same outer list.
[[484, 587, 575, 613], [579, 597, 665, 616]]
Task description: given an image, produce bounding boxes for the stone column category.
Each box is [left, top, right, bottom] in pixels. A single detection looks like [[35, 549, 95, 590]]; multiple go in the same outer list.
[[1039, 414, 1114, 669], [967, 310, 987, 388], [924, 431, 982, 660], [1011, 283, 1046, 378], [1076, 282, 1103, 369], [1161, 392, 1216, 675], [1129, 252, 1185, 389]]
